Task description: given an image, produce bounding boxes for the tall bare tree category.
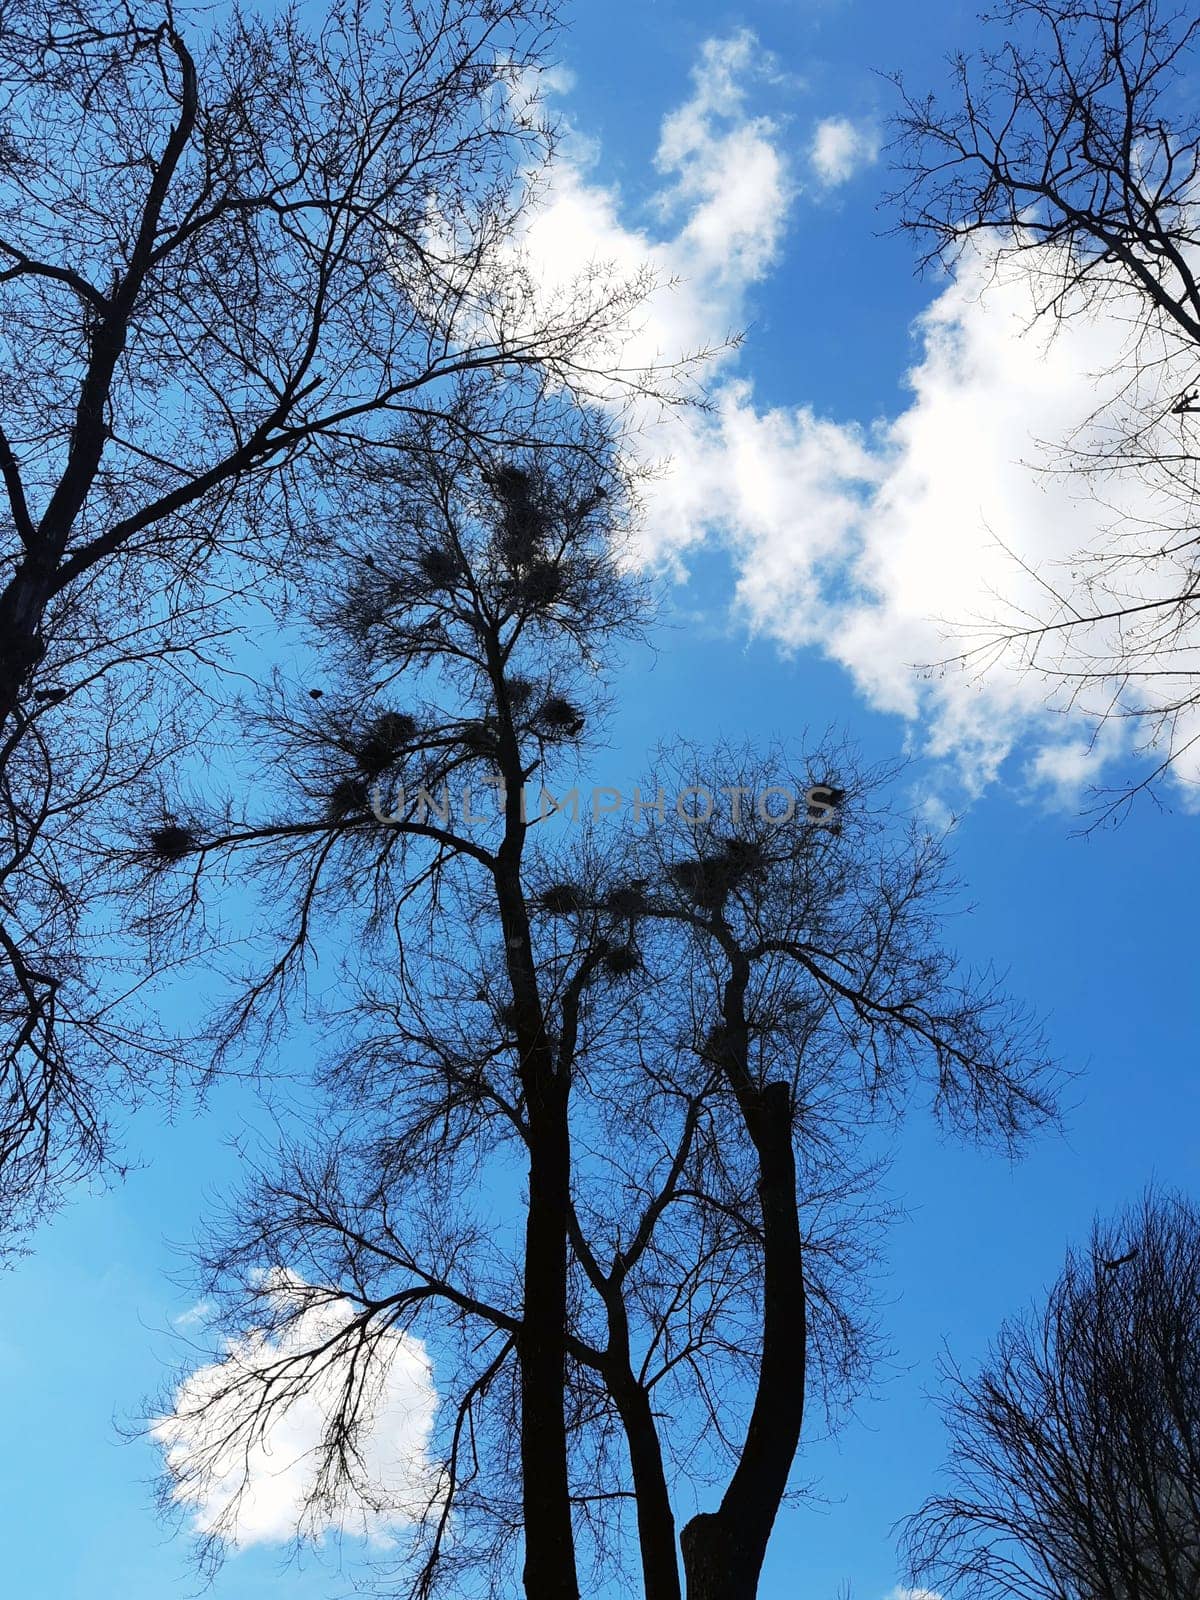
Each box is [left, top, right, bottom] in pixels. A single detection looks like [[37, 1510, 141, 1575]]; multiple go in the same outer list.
[[145, 399, 643, 1600], [597, 755, 1056, 1600], [144, 400, 1059, 1600], [892, 0, 1200, 816], [903, 1191, 1200, 1600], [0, 0, 675, 1236]]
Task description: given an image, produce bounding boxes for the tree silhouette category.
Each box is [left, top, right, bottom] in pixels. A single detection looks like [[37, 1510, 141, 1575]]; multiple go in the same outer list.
[[0, 0, 679, 1238], [145, 398, 1060, 1600], [904, 1191, 1200, 1600]]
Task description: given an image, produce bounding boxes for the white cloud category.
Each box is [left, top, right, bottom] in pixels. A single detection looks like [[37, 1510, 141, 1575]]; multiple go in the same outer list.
[[644, 379, 880, 600], [513, 37, 1200, 809], [655, 31, 793, 284], [1025, 725, 1127, 806], [810, 115, 880, 186], [510, 30, 819, 576], [661, 29, 760, 128], [510, 28, 790, 388], [173, 1299, 213, 1329], [154, 1271, 440, 1550], [887, 1588, 945, 1600], [748, 240, 1200, 806]]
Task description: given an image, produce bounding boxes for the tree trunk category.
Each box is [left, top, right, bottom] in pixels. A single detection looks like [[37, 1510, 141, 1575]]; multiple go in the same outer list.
[[680, 1512, 761, 1600], [495, 830, 580, 1600], [519, 1071, 580, 1600], [679, 1078, 807, 1600], [610, 1358, 682, 1600], [0, 566, 51, 728]]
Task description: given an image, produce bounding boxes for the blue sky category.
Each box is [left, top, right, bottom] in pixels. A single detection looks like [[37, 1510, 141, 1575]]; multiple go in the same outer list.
[[2, 2, 1198, 1598]]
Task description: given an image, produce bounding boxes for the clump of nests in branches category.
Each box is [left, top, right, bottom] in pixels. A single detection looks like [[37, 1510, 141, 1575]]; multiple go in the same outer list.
[[487, 463, 548, 569], [605, 882, 649, 916], [807, 782, 846, 834], [417, 545, 464, 590], [540, 882, 585, 915], [147, 822, 197, 863], [537, 696, 585, 739], [668, 837, 769, 911], [354, 711, 418, 776], [519, 560, 564, 607], [328, 777, 370, 820], [460, 718, 498, 757], [722, 838, 768, 876], [506, 676, 535, 709], [601, 943, 641, 979]]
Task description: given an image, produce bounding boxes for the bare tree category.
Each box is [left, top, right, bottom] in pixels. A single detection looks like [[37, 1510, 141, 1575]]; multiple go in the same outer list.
[[143, 398, 644, 1600], [891, 0, 1200, 816], [142, 399, 1060, 1599], [0, 0, 680, 1235], [581, 745, 1057, 1600], [904, 1191, 1200, 1600]]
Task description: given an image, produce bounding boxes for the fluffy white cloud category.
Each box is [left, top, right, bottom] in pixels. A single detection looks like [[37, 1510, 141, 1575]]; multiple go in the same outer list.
[[655, 31, 793, 284], [887, 1588, 945, 1600], [510, 30, 790, 391], [810, 115, 881, 186], [645, 379, 879, 602], [1026, 729, 1126, 804], [154, 1271, 441, 1550], [756, 241, 1200, 805], [511, 33, 831, 576], [517, 33, 1200, 809]]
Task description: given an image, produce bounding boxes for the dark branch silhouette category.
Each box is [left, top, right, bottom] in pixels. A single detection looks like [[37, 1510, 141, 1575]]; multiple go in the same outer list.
[[0, 0, 687, 1239], [904, 1191, 1200, 1600], [142, 403, 1060, 1599], [891, 0, 1200, 819]]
